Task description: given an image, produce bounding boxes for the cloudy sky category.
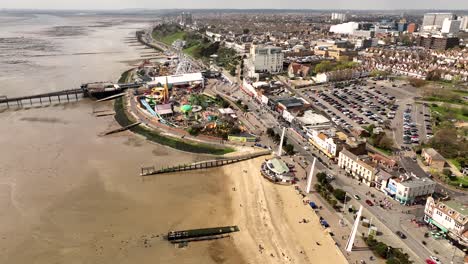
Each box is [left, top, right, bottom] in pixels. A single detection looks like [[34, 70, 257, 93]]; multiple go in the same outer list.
[[1, 0, 467, 10]]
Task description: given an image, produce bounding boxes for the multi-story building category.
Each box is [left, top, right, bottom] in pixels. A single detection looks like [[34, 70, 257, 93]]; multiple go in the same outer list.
[[338, 149, 377, 186], [397, 19, 408, 32], [407, 23, 417, 33], [422, 13, 455, 31], [383, 175, 436, 205], [305, 128, 341, 158], [424, 197, 468, 247], [249, 45, 284, 75], [180, 12, 193, 26], [460, 16, 468, 32], [416, 35, 460, 50], [331, 13, 347, 23], [441, 18, 461, 34]]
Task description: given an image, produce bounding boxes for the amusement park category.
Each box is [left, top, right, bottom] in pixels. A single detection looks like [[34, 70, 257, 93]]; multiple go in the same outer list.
[[126, 56, 250, 141]]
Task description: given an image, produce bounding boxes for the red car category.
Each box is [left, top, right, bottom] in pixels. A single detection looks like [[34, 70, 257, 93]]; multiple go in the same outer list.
[[365, 199, 374, 206]]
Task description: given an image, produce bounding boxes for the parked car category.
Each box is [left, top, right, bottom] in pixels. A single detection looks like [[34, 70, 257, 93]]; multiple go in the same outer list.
[[396, 231, 407, 239], [365, 199, 374, 206], [426, 256, 441, 264], [354, 194, 361, 200]]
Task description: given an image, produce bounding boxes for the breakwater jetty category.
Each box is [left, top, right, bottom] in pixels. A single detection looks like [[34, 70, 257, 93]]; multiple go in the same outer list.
[[140, 150, 271, 176]]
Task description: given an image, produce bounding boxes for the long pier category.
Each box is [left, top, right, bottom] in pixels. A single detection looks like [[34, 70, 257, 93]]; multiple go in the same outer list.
[[0, 82, 142, 109], [140, 150, 271, 176], [0, 88, 85, 109]]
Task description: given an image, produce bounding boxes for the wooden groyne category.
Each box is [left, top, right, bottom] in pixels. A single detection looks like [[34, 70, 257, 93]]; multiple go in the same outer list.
[[101, 122, 141, 136], [167, 226, 239, 244], [140, 150, 271, 176]]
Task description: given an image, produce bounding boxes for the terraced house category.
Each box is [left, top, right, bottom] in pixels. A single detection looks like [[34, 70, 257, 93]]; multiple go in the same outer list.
[[338, 149, 377, 186], [424, 197, 468, 247]]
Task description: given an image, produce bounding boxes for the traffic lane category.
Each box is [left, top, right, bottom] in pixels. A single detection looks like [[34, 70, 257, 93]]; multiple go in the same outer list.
[[337, 182, 427, 263]]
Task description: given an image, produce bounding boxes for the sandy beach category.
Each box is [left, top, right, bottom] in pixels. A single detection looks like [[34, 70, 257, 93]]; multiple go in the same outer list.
[[222, 156, 347, 264]]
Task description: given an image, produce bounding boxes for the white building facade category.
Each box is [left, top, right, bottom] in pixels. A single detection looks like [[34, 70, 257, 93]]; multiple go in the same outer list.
[[422, 13, 455, 31], [384, 176, 436, 205], [306, 128, 338, 158], [250, 45, 284, 74], [424, 197, 468, 247], [441, 18, 461, 34], [338, 149, 376, 186]]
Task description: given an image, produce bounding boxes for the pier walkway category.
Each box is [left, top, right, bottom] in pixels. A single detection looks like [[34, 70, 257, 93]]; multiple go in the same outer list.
[[140, 150, 271, 176], [0, 88, 85, 109], [0, 82, 141, 109]]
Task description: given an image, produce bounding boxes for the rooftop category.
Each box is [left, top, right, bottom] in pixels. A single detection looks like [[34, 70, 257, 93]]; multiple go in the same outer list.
[[149, 72, 204, 86], [266, 158, 290, 175], [444, 200, 468, 218], [276, 97, 304, 108], [296, 110, 330, 126]]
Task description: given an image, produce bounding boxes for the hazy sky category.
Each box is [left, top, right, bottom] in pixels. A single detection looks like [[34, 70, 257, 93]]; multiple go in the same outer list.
[[1, 0, 467, 10]]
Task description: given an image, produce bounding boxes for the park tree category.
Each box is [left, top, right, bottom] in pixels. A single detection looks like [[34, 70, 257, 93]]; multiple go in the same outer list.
[[266, 128, 275, 137], [375, 243, 389, 258], [283, 144, 295, 155], [333, 188, 347, 203], [316, 172, 327, 184], [377, 134, 394, 150]]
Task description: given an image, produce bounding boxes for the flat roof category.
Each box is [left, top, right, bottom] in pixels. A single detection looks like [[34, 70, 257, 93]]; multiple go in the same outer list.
[[149, 72, 203, 86], [276, 97, 304, 108], [297, 110, 330, 126], [399, 178, 435, 188]]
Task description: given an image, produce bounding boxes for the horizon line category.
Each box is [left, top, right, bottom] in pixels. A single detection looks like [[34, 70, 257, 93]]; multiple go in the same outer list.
[[1, 7, 468, 12]]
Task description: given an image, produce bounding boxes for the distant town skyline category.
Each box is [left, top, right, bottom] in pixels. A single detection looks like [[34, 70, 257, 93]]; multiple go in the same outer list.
[[1, 0, 468, 11]]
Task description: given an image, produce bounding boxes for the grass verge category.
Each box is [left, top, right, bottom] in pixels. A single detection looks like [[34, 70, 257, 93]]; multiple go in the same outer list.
[[430, 104, 468, 122], [118, 69, 133, 83], [113, 97, 234, 155]]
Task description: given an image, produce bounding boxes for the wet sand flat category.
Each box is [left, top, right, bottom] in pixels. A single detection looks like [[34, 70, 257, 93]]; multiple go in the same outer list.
[[0, 102, 245, 264]]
